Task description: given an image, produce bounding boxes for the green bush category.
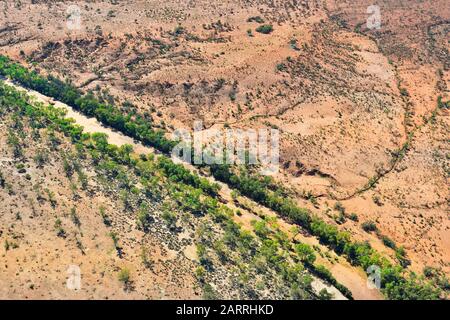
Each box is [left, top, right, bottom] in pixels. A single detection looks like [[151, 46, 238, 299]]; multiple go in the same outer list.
[[118, 268, 131, 290], [255, 25, 273, 34], [295, 243, 316, 265], [276, 63, 287, 72], [383, 272, 440, 300], [381, 235, 396, 249], [361, 221, 377, 232], [252, 220, 270, 239], [318, 288, 333, 300]]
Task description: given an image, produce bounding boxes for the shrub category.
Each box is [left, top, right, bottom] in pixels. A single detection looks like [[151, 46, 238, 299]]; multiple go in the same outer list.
[[313, 265, 333, 282], [141, 247, 153, 269], [54, 218, 66, 238], [395, 246, 411, 268], [162, 210, 177, 230], [202, 283, 218, 300], [0, 170, 4, 188], [173, 25, 185, 36], [255, 24, 273, 34], [362, 221, 377, 232], [70, 207, 81, 228], [381, 235, 396, 249], [289, 39, 300, 51], [318, 288, 333, 300], [136, 205, 153, 231], [334, 202, 345, 214], [400, 88, 409, 97], [157, 156, 220, 196], [312, 265, 353, 299], [33, 149, 49, 168], [252, 220, 270, 239], [295, 243, 316, 265], [276, 63, 287, 72], [99, 206, 111, 226], [195, 266, 206, 281], [109, 231, 121, 255], [247, 16, 264, 23], [383, 272, 440, 300], [372, 195, 383, 206], [118, 268, 131, 289], [423, 266, 436, 278]]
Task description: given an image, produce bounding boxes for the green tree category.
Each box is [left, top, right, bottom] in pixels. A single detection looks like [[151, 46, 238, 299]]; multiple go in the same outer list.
[[295, 243, 316, 265]]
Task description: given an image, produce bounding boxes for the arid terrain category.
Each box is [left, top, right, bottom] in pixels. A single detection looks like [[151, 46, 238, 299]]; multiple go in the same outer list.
[[0, 0, 448, 300]]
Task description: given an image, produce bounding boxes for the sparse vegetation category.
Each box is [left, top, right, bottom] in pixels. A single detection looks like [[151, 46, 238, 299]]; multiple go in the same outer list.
[[381, 235, 396, 249], [247, 16, 264, 23], [118, 268, 131, 290], [361, 221, 378, 233], [54, 218, 66, 238], [99, 206, 111, 226], [70, 207, 81, 228]]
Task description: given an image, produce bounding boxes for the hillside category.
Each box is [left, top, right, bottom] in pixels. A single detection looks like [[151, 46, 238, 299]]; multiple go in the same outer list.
[[0, 0, 448, 300], [1, 79, 356, 299]]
